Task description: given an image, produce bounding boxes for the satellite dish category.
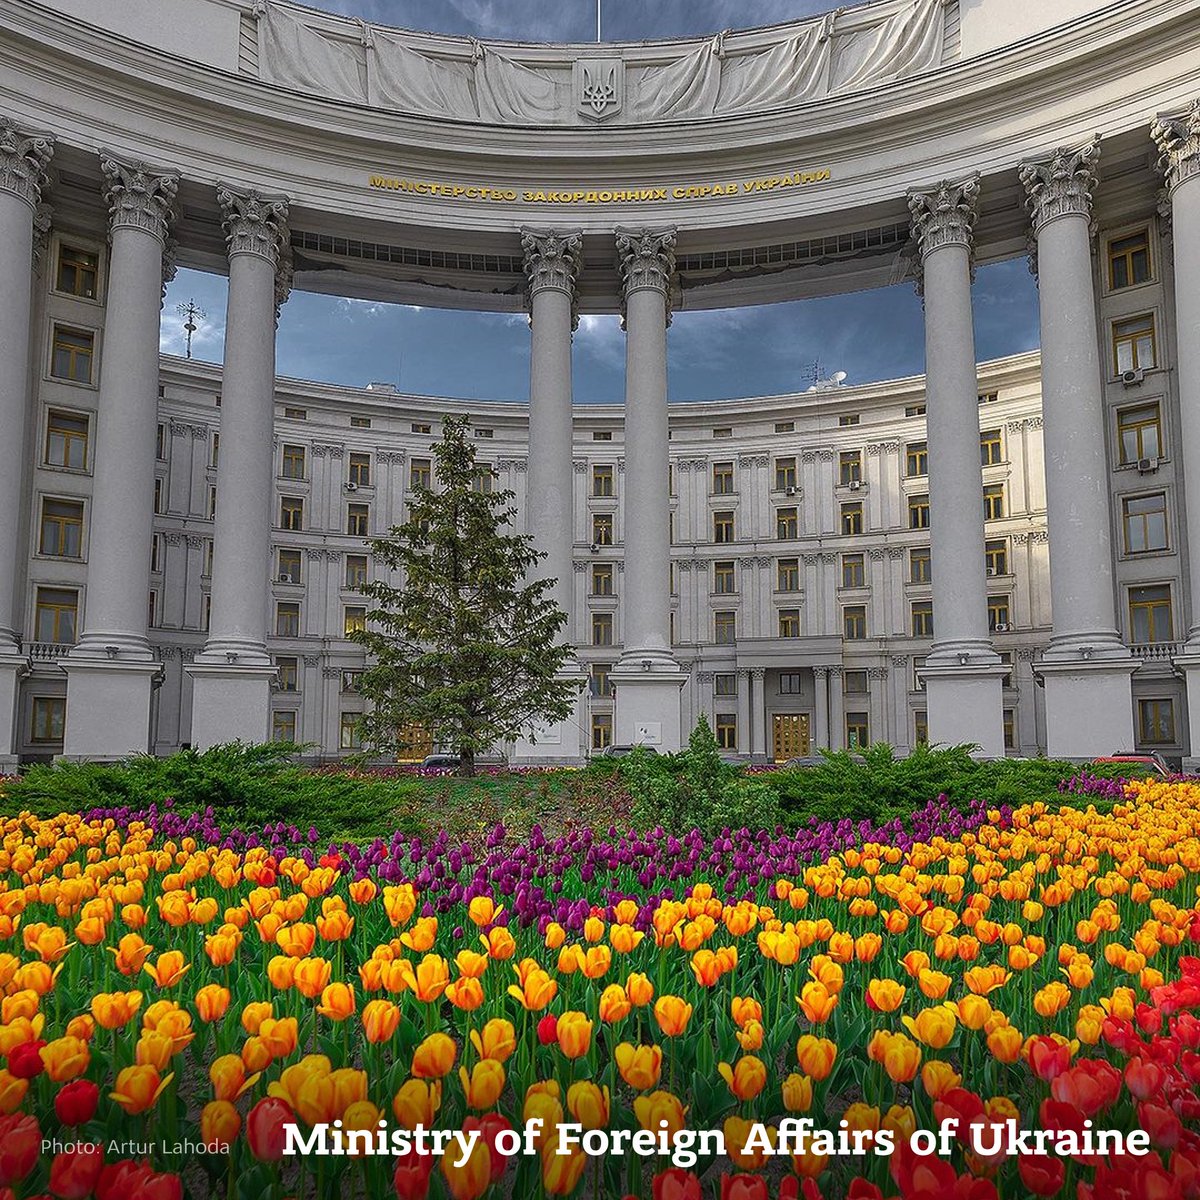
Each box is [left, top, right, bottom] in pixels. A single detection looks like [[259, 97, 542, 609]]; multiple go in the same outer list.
[[831, 371, 848, 384]]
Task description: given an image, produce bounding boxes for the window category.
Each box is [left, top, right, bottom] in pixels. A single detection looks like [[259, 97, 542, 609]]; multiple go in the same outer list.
[[592, 612, 613, 646], [713, 511, 734, 543], [281, 444, 306, 480], [39, 498, 83, 558], [1129, 585, 1173, 643], [283, 407, 306, 420], [30, 697, 66, 744], [156, 478, 166, 516], [1138, 698, 1175, 745], [980, 429, 1002, 466], [905, 404, 927, 418], [910, 547, 931, 583], [775, 457, 797, 491], [715, 673, 737, 697], [348, 453, 371, 487], [591, 713, 613, 751], [412, 422, 432, 434], [911, 600, 934, 637], [779, 673, 801, 695], [1003, 710, 1016, 751], [844, 669, 868, 695], [777, 558, 799, 592], [713, 560, 736, 594], [51, 326, 94, 383], [277, 657, 299, 692], [592, 465, 614, 497], [202, 593, 211, 632], [280, 497, 304, 531], [985, 539, 1008, 577], [908, 494, 930, 530], [474, 427, 494, 439], [275, 602, 300, 637], [345, 554, 368, 588], [203, 539, 214, 577], [999, 651, 1014, 689], [272, 711, 298, 742], [277, 548, 302, 584], [913, 656, 927, 691], [1113, 314, 1157, 374], [210, 432, 220, 469], [1108, 229, 1150, 290], [592, 514, 614, 546], [845, 712, 869, 748], [775, 421, 795, 434], [473, 467, 494, 494], [34, 587, 77, 643], [776, 507, 798, 540], [838, 415, 860, 427], [342, 670, 363, 693], [914, 710, 928, 746], [150, 533, 161, 574], [712, 462, 734, 495], [350, 416, 371, 429], [340, 713, 362, 750], [839, 451, 862, 486], [1117, 403, 1162, 464], [713, 426, 733, 438], [843, 605, 866, 640], [45, 410, 88, 470], [347, 504, 369, 537], [842, 554, 865, 589], [410, 458, 432, 489], [56, 244, 99, 298], [988, 595, 1011, 631], [977, 391, 998, 405], [1123, 493, 1168, 554], [905, 442, 927, 477], [592, 430, 613, 442], [715, 714, 737, 751], [779, 609, 801, 638], [592, 564, 613, 596], [715, 611, 736, 644], [590, 664, 612, 698], [146, 590, 158, 630], [841, 502, 863, 535], [156, 423, 167, 461], [983, 484, 1005, 522]]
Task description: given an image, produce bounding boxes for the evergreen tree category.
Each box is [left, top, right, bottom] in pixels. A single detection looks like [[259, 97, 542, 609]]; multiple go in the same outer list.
[[349, 415, 577, 775]]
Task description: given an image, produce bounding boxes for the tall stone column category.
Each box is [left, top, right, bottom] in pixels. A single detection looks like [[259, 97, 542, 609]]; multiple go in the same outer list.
[[516, 229, 586, 763], [1019, 141, 1136, 757], [812, 666, 830, 751], [1154, 101, 1200, 769], [62, 155, 178, 761], [750, 668, 767, 761], [610, 229, 686, 751], [0, 121, 53, 772], [188, 185, 290, 748], [907, 177, 1006, 757]]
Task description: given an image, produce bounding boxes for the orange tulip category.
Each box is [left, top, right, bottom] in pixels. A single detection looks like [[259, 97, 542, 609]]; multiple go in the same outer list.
[[795, 1034, 836, 1081], [556, 1011, 593, 1059], [614, 1043, 662, 1090], [195, 984, 231, 1023], [653, 995, 693, 1036], [110, 1064, 173, 1114], [412, 1032, 456, 1078], [718, 1055, 767, 1101], [316, 982, 356, 1022], [362, 999, 401, 1045], [458, 1059, 505, 1110]]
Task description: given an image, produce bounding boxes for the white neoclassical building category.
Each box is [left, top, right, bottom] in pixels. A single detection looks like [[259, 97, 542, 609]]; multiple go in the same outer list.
[[1, 0, 1199, 768]]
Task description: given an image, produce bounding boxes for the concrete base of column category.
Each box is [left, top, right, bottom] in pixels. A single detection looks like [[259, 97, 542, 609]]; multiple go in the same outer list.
[[611, 664, 686, 753], [0, 652, 29, 773], [187, 663, 277, 749], [922, 664, 1008, 758], [1174, 654, 1200, 771], [60, 660, 160, 761], [1037, 658, 1138, 760], [513, 670, 587, 764]]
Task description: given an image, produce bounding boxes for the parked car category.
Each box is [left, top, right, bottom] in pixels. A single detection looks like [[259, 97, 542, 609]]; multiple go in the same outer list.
[[601, 744, 659, 758], [419, 751, 508, 769], [782, 756, 826, 769], [1092, 753, 1169, 777]]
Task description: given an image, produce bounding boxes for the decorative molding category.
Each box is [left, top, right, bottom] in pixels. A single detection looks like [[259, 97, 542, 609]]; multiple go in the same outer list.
[[573, 459, 588, 474], [890, 655, 908, 668], [697, 671, 715, 685], [217, 183, 291, 313], [0, 120, 53, 210], [162, 531, 183, 546], [736, 454, 768, 467], [170, 420, 208, 438], [867, 547, 885, 560], [376, 450, 407, 463], [868, 440, 900, 455], [887, 546, 906, 560], [157, 645, 179, 659], [1012, 531, 1030, 544], [801, 553, 820, 566], [100, 153, 178, 243], [184, 535, 206, 549], [813, 665, 829, 679], [322, 666, 342, 679], [305, 548, 325, 560], [521, 228, 583, 328], [1030, 530, 1049, 544], [1019, 139, 1100, 234], [572, 561, 588, 573], [907, 174, 980, 264], [31, 202, 52, 267], [1016, 647, 1039, 662], [868, 665, 889, 679], [820, 552, 837, 564], [750, 668, 766, 681], [1152, 98, 1200, 193], [615, 227, 677, 325], [303, 654, 321, 668]]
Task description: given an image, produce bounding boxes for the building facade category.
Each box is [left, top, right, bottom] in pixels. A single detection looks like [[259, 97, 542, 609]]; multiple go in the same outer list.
[[1, 0, 1199, 767]]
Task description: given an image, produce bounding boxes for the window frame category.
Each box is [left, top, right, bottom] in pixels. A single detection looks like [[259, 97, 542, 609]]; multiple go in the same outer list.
[[777, 557, 800, 593], [908, 494, 930, 530], [30, 696, 67, 744], [1137, 697, 1175, 746], [1128, 584, 1173, 644], [1121, 491, 1169, 555], [909, 547, 931, 584], [980, 429, 1002, 467], [33, 586, 78, 644], [592, 513, 614, 546], [38, 496, 85, 559], [1116, 401, 1163, 465], [983, 484, 1005, 522], [712, 462, 734, 495], [44, 408, 90, 472], [281, 443, 307, 481], [840, 502, 863, 536], [778, 608, 801, 638], [911, 600, 934, 638], [713, 560, 736, 595], [774, 457, 798, 491], [348, 452, 372, 488], [49, 323, 97, 386], [905, 441, 927, 477], [838, 450, 862, 487], [1112, 313, 1157, 375], [775, 507, 798, 540], [713, 510, 735, 544], [1107, 228, 1151, 292], [54, 241, 102, 301], [842, 553, 865, 589], [275, 601, 301, 638], [280, 496, 304, 532], [714, 610, 737, 644], [842, 605, 866, 640]]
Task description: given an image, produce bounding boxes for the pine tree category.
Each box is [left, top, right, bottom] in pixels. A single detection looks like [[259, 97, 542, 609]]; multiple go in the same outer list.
[[350, 415, 577, 775]]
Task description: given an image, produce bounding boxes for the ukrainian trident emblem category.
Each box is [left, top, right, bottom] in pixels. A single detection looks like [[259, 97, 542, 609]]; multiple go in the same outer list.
[[574, 58, 623, 120]]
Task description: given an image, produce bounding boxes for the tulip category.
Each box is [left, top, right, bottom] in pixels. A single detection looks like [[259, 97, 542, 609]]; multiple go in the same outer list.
[[523, 1081, 563, 1146], [782, 1072, 813, 1112], [615, 1042, 663, 1090], [469, 1019, 516, 1063], [40, 1036, 89, 1083], [567, 1080, 610, 1129], [654, 1168, 703, 1200], [200, 1100, 240, 1148], [0, 1070, 28, 1115], [459, 1059, 506, 1110], [798, 980, 838, 1023], [362, 999, 402, 1045], [247, 1097, 294, 1162], [920, 1060, 962, 1100], [901, 1007, 956, 1049], [507, 968, 557, 1011], [446, 978, 484, 1011], [0, 1113, 39, 1186], [724, 1116, 773, 1171], [654, 995, 693, 1037], [144, 950, 190, 988], [8, 1039, 46, 1079], [634, 1090, 687, 1138], [866, 979, 906, 1012], [719, 1056, 767, 1101], [880, 1033, 922, 1083], [556, 1011, 593, 1059], [397, 954, 451, 1003], [1018, 1154, 1066, 1197], [316, 982, 357, 1021], [194, 984, 231, 1023], [598, 983, 632, 1023], [110, 1064, 172, 1115], [393, 1079, 442, 1129], [91, 991, 143, 1030], [795, 1035, 837, 1081], [541, 1130, 588, 1196], [393, 1149, 434, 1200], [412, 1033, 457, 1078], [49, 1143, 104, 1199], [441, 1129, 492, 1200], [627, 972, 655, 1006], [468, 896, 503, 928]]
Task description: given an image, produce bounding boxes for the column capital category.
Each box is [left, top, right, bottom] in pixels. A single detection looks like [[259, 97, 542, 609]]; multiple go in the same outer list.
[[906, 174, 981, 261], [1019, 139, 1100, 234], [615, 227, 676, 324], [100, 153, 178, 242], [217, 184, 292, 313], [0, 120, 54, 210], [521, 228, 583, 293], [1152, 98, 1200, 194]]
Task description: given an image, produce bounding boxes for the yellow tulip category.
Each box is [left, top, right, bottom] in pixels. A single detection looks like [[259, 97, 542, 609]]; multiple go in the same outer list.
[[718, 1055, 767, 1101], [614, 1042, 662, 1090], [411, 1032, 456, 1078]]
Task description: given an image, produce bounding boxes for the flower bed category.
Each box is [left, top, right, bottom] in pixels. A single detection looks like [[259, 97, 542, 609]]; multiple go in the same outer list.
[[1, 779, 1199, 1199]]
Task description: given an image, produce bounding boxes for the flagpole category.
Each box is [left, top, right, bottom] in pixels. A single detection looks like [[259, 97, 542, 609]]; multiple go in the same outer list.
[[596, 0, 601, 43]]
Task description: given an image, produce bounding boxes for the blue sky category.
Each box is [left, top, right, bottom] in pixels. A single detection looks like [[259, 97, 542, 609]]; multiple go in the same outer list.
[[160, 1, 1042, 402]]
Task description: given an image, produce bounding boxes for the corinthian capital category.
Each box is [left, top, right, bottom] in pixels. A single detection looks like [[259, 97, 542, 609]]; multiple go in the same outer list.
[[521, 228, 583, 295], [616, 227, 676, 326], [101, 154, 179, 243], [1019, 139, 1100, 234], [1152, 99, 1200, 194], [0, 120, 54, 209], [217, 184, 290, 266], [907, 175, 980, 261]]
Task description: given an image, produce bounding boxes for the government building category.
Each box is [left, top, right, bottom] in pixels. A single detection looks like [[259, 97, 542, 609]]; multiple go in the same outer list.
[[1, 0, 1199, 769]]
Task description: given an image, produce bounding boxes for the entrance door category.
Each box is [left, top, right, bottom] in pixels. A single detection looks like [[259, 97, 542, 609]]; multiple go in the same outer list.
[[773, 713, 810, 761]]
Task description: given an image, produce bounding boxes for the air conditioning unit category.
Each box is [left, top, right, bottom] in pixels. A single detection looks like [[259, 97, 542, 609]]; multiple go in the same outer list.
[[590, 543, 601, 554], [848, 479, 862, 491], [993, 622, 1010, 633], [1121, 368, 1144, 387], [785, 486, 797, 496], [344, 482, 359, 492], [278, 572, 295, 584], [986, 567, 997, 577], [1137, 456, 1160, 474]]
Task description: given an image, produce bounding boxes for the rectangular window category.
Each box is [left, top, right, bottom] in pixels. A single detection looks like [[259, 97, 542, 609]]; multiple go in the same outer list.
[[34, 587, 77, 644], [30, 696, 66, 744], [474, 427, 494, 439], [842, 553, 865, 589], [914, 710, 928, 745], [1129, 584, 1173, 643], [339, 713, 362, 749], [277, 548, 302, 584], [715, 713, 737, 751], [777, 558, 799, 592], [275, 601, 300, 637], [713, 560, 736, 594], [156, 423, 167, 461], [51, 326, 94, 384], [844, 669, 868, 695], [778, 672, 802, 695], [839, 451, 862, 486], [272, 711, 297, 742], [345, 554, 368, 588], [776, 507, 798, 540], [988, 595, 1011, 631], [592, 430, 613, 442], [1117, 402, 1162, 464], [347, 503, 369, 537], [412, 422, 432, 434], [913, 656, 927, 691], [910, 547, 931, 583], [471, 466, 495, 494], [715, 673, 737, 696], [905, 441, 927, 477], [592, 514, 614, 546], [839, 414, 860, 427], [202, 592, 211, 631], [210, 432, 219, 469], [779, 608, 801, 638], [1003, 710, 1016, 750], [590, 663, 612, 698], [775, 421, 795, 434], [1113, 314, 1157, 374], [280, 497, 304, 531], [1123, 492, 1168, 553], [775, 457, 797, 491], [350, 416, 371, 429], [905, 404, 927, 418], [156, 478, 166, 516], [714, 611, 736, 644], [342, 670, 363, 693], [150, 533, 161, 574], [845, 711, 869, 748], [281, 444, 306, 480], [908, 494, 930, 530], [841, 502, 863, 535], [592, 465, 614, 497], [1108, 229, 1150, 290], [56, 244, 99, 298], [978, 391, 999, 405], [1138, 698, 1175, 745], [410, 458, 432, 489], [999, 651, 1014, 689], [712, 462, 734, 495], [283, 407, 306, 421], [592, 563, 613, 596], [45, 410, 89, 470], [911, 600, 934, 638], [980, 429, 1002, 466], [39, 498, 83, 558], [348, 453, 371, 487], [277, 657, 299, 692], [204, 538, 214, 577], [592, 612, 613, 646], [983, 484, 1005, 522], [985, 539, 1008, 577], [591, 713, 613, 751], [843, 605, 866, 640], [713, 426, 733, 439], [713, 511, 734, 543]]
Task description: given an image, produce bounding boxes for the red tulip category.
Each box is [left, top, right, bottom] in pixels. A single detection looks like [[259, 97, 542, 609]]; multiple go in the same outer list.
[[0, 1114, 40, 1186], [55, 1080, 100, 1127], [847, 1181, 884, 1200], [96, 1161, 152, 1200], [392, 1150, 433, 1200], [536, 1014, 558, 1045], [49, 1145, 105, 1199], [246, 1097, 294, 1162], [470, 1114, 512, 1183], [8, 1040, 47, 1080], [1125, 1057, 1168, 1101], [1017, 1154, 1065, 1197], [653, 1169, 703, 1200], [1139, 1101, 1183, 1150], [720, 1176, 769, 1200]]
